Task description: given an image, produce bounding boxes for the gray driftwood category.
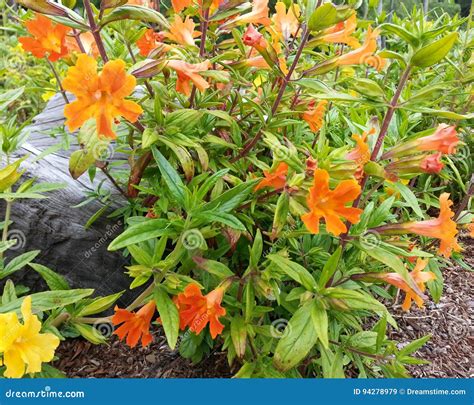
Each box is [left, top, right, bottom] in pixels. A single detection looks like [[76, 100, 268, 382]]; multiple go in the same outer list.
[[1, 94, 136, 304]]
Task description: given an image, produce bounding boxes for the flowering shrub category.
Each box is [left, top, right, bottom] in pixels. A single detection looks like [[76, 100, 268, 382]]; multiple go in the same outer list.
[[0, 0, 473, 378]]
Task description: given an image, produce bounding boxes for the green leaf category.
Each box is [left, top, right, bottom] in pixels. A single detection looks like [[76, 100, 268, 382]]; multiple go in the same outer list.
[[0, 289, 94, 314], [76, 292, 123, 317], [273, 302, 318, 371], [379, 23, 418, 46], [0, 87, 24, 111], [398, 335, 431, 357], [152, 147, 186, 207], [201, 180, 258, 214], [411, 32, 458, 68], [318, 247, 342, 289], [231, 316, 247, 358], [195, 211, 246, 231], [153, 285, 179, 349], [267, 254, 317, 291], [1, 250, 40, 280], [72, 322, 107, 344], [426, 260, 443, 303], [100, 5, 169, 29], [1, 280, 17, 305], [193, 257, 234, 278], [29, 263, 70, 290], [389, 182, 423, 218], [308, 3, 337, 31], [108, 219, 171, 251], [311, 300, 329, 349]]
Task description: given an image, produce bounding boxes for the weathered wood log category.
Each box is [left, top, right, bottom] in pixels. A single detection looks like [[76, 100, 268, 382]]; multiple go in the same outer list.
[[1, 94, 136, 304]]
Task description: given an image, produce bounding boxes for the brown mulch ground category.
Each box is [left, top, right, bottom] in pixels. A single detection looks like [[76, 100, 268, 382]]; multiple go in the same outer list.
[[54, 332, 233, 378], [54, 238, 473, 379], [388, 236, 473, 378]]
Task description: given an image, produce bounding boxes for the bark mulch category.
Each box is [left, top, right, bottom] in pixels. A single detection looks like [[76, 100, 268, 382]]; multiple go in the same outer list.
[[388, 236, 473, 378], [54, 238, 473, 378]]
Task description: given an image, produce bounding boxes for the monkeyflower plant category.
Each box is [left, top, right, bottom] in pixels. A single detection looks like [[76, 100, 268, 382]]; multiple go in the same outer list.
[[1, 0, 472, 378]]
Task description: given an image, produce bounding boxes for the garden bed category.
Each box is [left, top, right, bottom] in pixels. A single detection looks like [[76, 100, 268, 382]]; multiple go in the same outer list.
[[54, 237, 473, 379]]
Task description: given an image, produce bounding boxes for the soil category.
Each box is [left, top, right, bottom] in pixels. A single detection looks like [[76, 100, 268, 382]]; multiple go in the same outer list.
[[54, 238, 473, 379]]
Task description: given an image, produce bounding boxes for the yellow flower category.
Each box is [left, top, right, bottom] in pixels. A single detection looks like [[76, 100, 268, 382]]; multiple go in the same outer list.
[[0, 296, 60, 378]]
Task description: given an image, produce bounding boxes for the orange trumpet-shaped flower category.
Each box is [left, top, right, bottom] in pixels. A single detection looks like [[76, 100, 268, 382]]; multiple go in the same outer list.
[[128, 0, 155, 5], [175, 284, 226, 339], [171, 0, 192, 13], [372, 259, 436, 312], [302, 100, 327, 133], [243, 24, 268, 52], [468, 220, 474, 238], [272, 1, 300, 42], [137, 29, 167, 56], [62, 54, 143, 139], [224, 0, 271, 28], [19, 14, 70, 62], [319, 14, 360, 49], [112, 301, 156, 348], [255, 162, 288, 191], [301, 168, 363, 236], [164, 15, 200, 47], [346, 129, 374, 181], [65, 32, 99, 58], [335, 26, 385, 70], [420, 152, 444, 174], [373, 193, 462, 258], [383, 124, 460, 159], [166, 59, 210, 96]]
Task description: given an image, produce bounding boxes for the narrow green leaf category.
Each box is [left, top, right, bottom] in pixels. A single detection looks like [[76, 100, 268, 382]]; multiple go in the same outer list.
[[153, 285, 179, 349]]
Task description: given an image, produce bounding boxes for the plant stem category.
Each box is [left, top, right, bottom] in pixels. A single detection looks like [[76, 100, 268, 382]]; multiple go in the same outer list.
[[45, 58, 69, 104], [126, 42, 155, 97], [83, 0, 109, 62], [454, 173, 474, 220], [340, 65, 412, 245], [199, 8, 210, 58], [231, 25, 310, 162]]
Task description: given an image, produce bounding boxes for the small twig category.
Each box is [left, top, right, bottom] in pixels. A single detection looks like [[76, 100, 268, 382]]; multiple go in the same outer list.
[[45, 58, 69, 104]]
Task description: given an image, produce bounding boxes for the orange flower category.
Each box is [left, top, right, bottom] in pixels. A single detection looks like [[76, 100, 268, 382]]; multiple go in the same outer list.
[[335, 26, 385, 70], [301, 168, 363, 236], [468, 220, 474, 238], [373, 259, 436, 312], [175, 284, 226, 339], [171, 0, 192, 13], [346, 128, 374, 181], [19, 13, 70, 62], [137, 29, 167, 56], [255, 162, 288, 191], [62, 54, 143, 139], [319, 14, 360, 49], [383, 124, 459, 159], [272, 1, 300, 42], [112, 301, 155, 348], [166, 59, 210, 96], [65, 32, 99, 58], [224, 0, 270, 28], [164, 15, 200, 47], [373, 193, 462, 258], [302, 100, 327, 133], [243, 24, 268, 52], [420, 152, 444, 174], [128, 0, 155, 5]]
